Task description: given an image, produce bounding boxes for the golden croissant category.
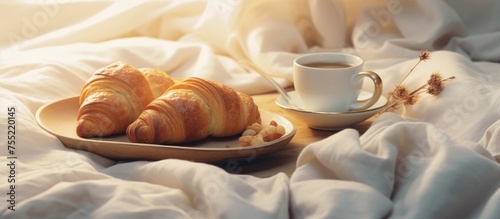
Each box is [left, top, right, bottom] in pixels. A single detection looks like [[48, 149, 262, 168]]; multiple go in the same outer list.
[[126, 77, 261, 144], [76, 61, 175, 138]]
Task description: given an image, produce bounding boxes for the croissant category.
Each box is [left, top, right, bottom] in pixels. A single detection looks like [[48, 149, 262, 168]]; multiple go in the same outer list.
[[126, 77, 261, 144], [76, 61, 175, 138]]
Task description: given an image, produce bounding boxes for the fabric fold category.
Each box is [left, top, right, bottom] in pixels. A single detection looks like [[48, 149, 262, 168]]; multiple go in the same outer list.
[[290, 113, 500, 219]]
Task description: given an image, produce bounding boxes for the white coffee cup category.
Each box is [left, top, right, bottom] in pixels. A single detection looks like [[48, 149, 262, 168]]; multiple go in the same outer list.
[[293, 53, 383, 112]]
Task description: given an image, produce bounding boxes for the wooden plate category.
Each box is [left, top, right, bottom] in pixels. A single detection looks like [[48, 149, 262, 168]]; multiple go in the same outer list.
[[35, 97, 296, 163]]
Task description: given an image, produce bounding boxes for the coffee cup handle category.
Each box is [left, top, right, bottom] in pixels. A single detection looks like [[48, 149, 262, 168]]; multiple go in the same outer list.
[[349, 71, 383, 111]]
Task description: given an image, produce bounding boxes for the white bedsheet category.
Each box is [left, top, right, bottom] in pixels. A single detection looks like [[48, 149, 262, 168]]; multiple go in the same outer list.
[[1, 0, 500, 218]]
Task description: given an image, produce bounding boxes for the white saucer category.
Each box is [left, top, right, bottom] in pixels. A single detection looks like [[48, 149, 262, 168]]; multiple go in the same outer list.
[[275, 91, 388, 130]]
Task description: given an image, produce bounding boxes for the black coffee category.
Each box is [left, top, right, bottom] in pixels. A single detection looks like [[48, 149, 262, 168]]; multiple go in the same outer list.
[[303, 62, 354, 69]]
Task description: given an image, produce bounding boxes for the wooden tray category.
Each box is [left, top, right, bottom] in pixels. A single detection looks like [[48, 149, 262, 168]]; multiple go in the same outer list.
[[36, 96, 296, 163]]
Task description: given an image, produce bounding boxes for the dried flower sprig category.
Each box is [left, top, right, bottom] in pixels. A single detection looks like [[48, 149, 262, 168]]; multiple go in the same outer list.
[[379, 50, 455, 114]]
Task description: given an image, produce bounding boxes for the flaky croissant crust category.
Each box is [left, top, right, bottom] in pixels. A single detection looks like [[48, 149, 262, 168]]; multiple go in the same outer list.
[[126, 77, 261, 144], [76, 61, 174, 138]]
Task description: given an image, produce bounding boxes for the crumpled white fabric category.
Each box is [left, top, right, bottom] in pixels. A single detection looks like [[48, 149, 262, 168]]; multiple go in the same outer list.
[[1, 0, 500, 218], [3, 157, 289, 219], [291, 113, 500, 219]]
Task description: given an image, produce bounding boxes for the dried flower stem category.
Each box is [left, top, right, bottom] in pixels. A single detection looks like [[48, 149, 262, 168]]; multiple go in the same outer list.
[[396, 59, 423, 86], [378, 50, 455, 115], [387, 50, 431, 101]]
